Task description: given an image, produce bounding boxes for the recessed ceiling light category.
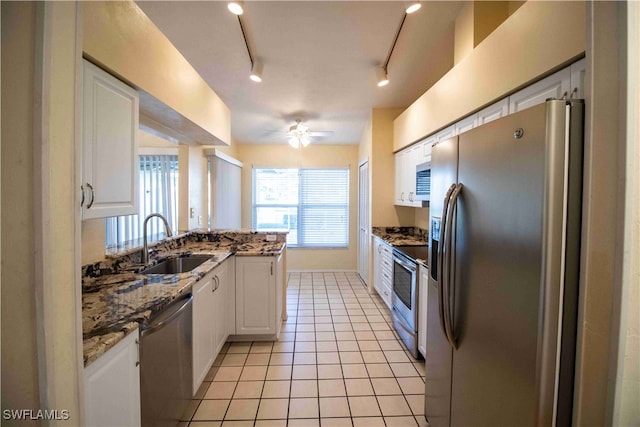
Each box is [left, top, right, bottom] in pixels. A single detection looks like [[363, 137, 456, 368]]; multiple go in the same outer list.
[[377, 67, 389, 87], [227, 1, 244, 15], [250, 61, 263, 82], [405, 1, 421, 14]]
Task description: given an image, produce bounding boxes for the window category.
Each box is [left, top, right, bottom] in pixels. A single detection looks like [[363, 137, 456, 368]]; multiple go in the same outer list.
[[253, 168, 349, 248], [106, 154, 179, 250]]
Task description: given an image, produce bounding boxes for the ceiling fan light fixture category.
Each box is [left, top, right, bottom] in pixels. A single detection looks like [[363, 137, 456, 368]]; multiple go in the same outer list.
[[301, 135, 311, 147], [377, 67, 389, 87], [227, 1, 244, 15], [404, 0, 422, 14], [288, 137, 300, 148], [250, 61, 263, 82]]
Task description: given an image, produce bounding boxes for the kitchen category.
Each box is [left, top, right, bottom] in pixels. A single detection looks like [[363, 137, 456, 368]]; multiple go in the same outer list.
[[2, 1, 639, 427]]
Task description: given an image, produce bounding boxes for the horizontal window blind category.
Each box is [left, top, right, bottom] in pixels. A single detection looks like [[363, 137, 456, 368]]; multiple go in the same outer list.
[[253, 168, 349, 248], [106, 155, 179, 250]]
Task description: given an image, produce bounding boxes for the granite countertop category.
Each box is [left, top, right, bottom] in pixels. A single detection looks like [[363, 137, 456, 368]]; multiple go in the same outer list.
[[371, 226, 428, 268], [83, 236, 286, 366], [372, 226, 428, 247]]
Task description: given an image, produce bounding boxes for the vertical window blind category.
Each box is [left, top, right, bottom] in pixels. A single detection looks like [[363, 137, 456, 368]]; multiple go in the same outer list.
[[253, 168, 349, 248], [106, 155, 179, 250]]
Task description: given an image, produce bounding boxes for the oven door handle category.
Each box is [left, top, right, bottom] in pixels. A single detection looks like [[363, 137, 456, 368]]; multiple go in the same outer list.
[[438, 184, 457, 345], [443, 183, 462, 350]]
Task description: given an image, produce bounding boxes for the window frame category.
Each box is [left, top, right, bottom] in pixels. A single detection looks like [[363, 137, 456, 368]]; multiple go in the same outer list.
[[252, 167, 350, 249]]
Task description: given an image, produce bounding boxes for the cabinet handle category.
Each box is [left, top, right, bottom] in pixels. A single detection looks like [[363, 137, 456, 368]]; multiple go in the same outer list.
[[212, 276, 219, 292], [378, 245, 382, 254], [401, 192, 405, 201], [80, 184, 85, 207], [271, 261, 274, 276], [135, 338, 140, 367], [86, 183, 95, 209]]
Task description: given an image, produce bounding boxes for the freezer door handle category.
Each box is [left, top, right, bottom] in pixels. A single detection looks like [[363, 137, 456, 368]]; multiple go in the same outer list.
[[438, 184, 457, 345], [443, 183, 463, 350]]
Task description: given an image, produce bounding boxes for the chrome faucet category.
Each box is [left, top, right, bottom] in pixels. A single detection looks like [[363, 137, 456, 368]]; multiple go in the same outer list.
[[142, 213, 173, 264]]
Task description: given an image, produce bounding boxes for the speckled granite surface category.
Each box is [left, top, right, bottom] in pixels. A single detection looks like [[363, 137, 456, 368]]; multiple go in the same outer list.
[[83, 230, 287, 366], [371, 226, 428, 246]]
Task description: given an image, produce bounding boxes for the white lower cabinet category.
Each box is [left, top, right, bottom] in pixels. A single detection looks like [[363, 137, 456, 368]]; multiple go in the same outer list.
[[192, 272, 215, 395], [235, 254, 283, 336], [373, 237, 393, 309], [84, 329, 141, 427], [192, 259, 231, 395], [418, 264, 429, 358]]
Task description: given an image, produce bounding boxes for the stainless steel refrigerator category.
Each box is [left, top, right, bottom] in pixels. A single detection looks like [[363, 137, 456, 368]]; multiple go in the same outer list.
[[425, 99, 584, 427]]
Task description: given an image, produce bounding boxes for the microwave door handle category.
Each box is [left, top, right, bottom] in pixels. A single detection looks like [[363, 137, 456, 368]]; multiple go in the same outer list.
[[438, 184, 456, 342], [443, 184, 463, 350]]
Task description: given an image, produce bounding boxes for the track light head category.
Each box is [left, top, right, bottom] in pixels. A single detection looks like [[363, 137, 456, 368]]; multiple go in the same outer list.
[[405, 1, 421, 14], [250, 61, 263, 82], [227, 1, 244, 15], [377, 67, 389, 87]]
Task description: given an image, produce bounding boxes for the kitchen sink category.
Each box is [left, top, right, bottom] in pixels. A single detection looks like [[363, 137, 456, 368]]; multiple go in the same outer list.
[[140, 255, 212, 275]]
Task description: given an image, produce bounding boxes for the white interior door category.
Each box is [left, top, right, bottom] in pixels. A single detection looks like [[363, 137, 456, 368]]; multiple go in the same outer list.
[[357, 161, 370, 284]]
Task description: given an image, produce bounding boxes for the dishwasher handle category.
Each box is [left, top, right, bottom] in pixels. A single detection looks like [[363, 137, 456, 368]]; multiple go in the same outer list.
[[141, 295, 193, 337]]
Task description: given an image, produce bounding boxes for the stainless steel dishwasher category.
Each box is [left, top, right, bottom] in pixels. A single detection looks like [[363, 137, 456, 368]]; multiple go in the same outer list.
[[140, 293, 193, 427]]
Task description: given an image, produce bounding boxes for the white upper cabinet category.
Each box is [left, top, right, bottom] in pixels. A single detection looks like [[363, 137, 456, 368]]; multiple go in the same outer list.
[[476, 97, 509, 126], [454, 114, 477, 136], [82, 60, 139, 219], [508, 67, 571, 113], [394, 144, 425, 207]]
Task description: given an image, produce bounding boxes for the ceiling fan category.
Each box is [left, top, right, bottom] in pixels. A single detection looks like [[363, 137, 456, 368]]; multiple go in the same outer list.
[[285, 119, 333, 148]]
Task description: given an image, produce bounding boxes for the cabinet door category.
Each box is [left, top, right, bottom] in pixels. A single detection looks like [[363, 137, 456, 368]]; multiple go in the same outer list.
[[373, 237, 383, 295], [454, 114, 477, 136], [84, 329, 141, 427], [436, 125, 456, 143], [82, 60, 138, 219], [509, 67, 571, 113], [212, 260, 230, 356], [275, 253, 284, 338], [394, 151, 406, 205], [418, 265, 429, 358], [192, 274, 215, 395], [235, 257, 276, 335], [225, 257, 236, 336], [476, 98, 509, 126], [379, 243, 394, 309]]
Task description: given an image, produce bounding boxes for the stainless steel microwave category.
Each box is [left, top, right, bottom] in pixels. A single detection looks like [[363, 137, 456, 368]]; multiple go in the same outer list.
[[415, 161, 431, 202]]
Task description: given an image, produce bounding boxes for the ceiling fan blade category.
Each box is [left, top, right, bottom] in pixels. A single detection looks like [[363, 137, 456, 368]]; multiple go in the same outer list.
[[307, 131, 334, 137]]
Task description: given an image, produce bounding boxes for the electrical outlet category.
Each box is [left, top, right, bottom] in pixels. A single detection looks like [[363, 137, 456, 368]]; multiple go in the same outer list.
[[266, 234, 277, 242], [189, 208, 195, 219]]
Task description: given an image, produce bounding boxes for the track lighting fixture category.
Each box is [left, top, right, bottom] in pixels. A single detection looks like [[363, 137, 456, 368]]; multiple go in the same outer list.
[[227, 1, 244, 15], [377, 67, 389, 87], [376, 2, 420, 87], [250, 61, 263, 82], [404, 1, 421, 14], [233, 8, 263, 83]]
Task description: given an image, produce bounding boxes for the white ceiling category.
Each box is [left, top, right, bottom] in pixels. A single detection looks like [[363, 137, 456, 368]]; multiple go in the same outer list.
[[136, 1, 464, 145]]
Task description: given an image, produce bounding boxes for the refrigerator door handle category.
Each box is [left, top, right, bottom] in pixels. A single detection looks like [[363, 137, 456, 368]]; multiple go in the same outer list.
[[438, 184, 457, 343], [443, 183, 463, 350]]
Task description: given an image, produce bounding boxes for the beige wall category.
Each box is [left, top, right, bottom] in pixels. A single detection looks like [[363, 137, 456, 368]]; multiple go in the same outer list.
[[1, 2, 41, 417], [454, 2, 474, 65], [2, 2, 82, 422], [394, 1, 586, 150], [236, 144, 359, 271], [83, 1, 230, 146]]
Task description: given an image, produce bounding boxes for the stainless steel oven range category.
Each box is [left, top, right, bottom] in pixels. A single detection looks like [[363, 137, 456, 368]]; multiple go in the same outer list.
[[391, 245, 427, 359]]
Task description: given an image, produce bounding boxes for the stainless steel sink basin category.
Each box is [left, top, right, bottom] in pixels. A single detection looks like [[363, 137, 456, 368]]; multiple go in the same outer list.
[[140, 255, 212, 275]]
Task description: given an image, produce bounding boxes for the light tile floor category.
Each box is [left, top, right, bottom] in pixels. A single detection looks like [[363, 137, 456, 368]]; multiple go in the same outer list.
[[180, 272, 427, 427]]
